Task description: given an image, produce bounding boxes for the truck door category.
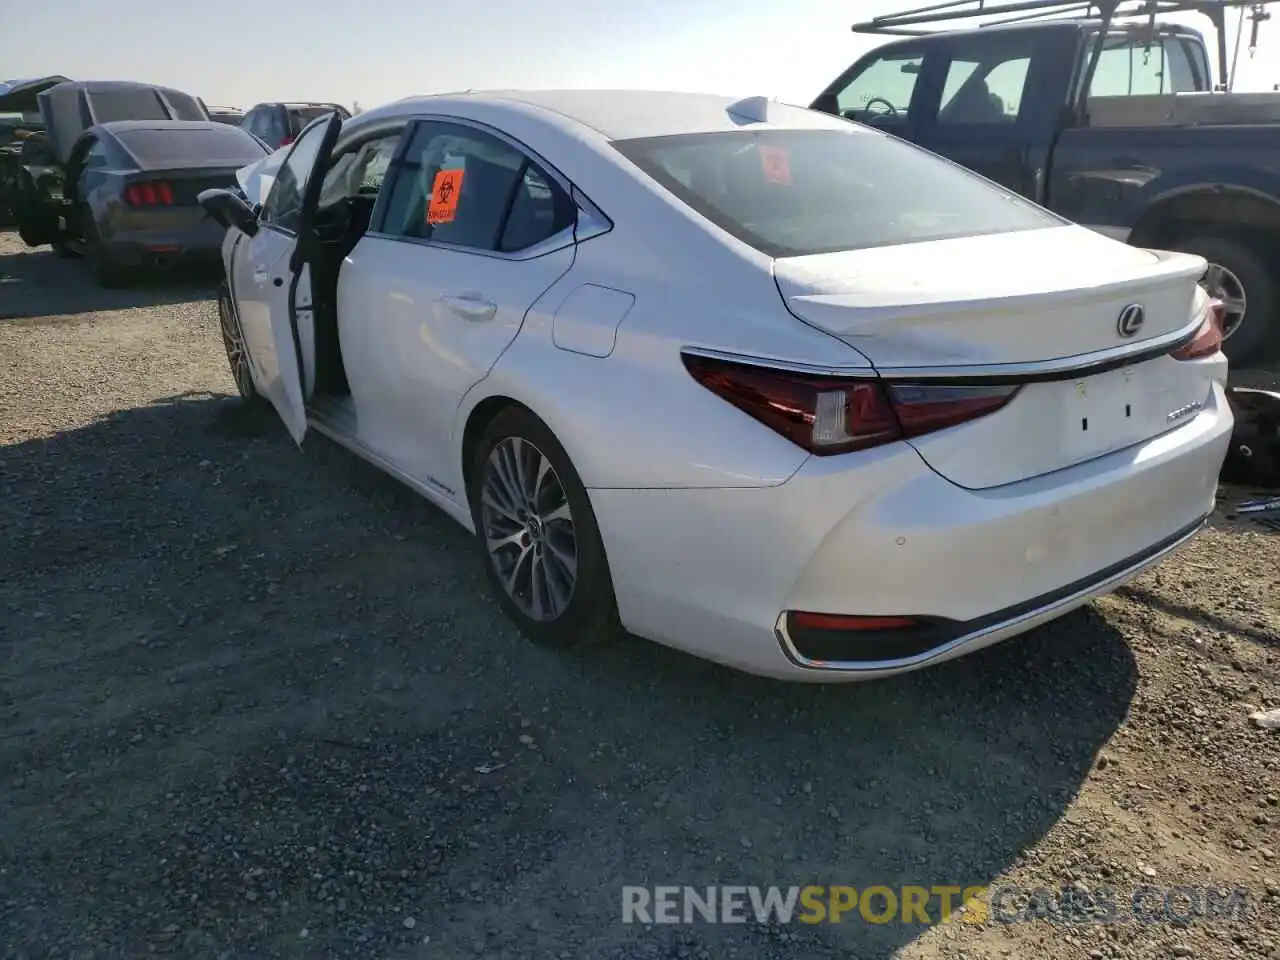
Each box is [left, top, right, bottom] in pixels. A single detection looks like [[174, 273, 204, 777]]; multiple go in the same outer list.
[[914, 30, 1063, 202]]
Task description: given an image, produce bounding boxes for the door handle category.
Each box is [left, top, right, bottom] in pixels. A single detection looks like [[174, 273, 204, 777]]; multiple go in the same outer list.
[[439, 293, 497, 322], [252, 268, 270, 283]]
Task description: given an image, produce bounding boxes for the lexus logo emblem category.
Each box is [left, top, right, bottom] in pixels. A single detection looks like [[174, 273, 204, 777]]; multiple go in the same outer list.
[[1117, 303, 1145, 338]]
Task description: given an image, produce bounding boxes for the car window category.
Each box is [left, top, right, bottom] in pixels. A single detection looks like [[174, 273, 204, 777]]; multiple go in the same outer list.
[[317, 133, 402, 208], [498, 165, 574, 252], [612, 127, 1062, 259], [260, 118, 331, 233], [243, 109, 264, 139], [832, 51, 926, 122], [291, 106, 339, 136], [1087, 36, 1202, 97], [250, 108, 277, 144], [380, 121, 574, 252], [938, 34, 1036, 124]]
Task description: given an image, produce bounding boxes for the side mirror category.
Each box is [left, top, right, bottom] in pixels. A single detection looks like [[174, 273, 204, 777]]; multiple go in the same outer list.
[[811, 91, 840, 116], [199, 187, 259, 237]]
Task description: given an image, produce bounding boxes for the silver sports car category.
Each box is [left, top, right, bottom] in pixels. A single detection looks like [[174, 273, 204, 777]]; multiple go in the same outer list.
[[36, 120, 269, 286]]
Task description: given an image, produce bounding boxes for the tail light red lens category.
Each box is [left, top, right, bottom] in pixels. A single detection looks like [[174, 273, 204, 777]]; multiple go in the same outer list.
[[1171, 299, 1225, 361], [790, 612, 919, 632], [125, 180, 175, 207], [681, 354, 1020, 456], [280, 136, 295, 147]]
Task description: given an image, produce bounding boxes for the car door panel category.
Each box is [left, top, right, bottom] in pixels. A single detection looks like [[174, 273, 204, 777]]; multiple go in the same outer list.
[[234, 227, 309, 435], [337, 237, 574, 491], [334, 117, 581, 493], [917, 32, 1058, 200], [233, 113, 342, 443]]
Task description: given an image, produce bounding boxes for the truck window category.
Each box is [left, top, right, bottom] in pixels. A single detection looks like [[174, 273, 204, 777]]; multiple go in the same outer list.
[[935, 33, 1038, 125], [832, 51, 926, 121], [1086, 36, 1204, 97]]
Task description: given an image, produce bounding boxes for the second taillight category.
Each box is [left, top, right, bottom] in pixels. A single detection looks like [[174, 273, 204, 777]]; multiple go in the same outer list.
[[126, 181, 175, 207], [681, 354, 1019, 456], [1170, 299, 1225, 361]]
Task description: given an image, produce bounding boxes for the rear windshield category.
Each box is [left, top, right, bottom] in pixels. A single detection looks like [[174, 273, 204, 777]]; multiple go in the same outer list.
[[612, 128, 1062, 257], [115, 126, 268, 166], [85, 88, 206, 123]]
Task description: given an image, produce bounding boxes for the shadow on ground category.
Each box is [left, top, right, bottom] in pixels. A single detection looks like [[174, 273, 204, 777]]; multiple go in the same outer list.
[[0, 236, 216, 319], [0, 394, 1139, 959]]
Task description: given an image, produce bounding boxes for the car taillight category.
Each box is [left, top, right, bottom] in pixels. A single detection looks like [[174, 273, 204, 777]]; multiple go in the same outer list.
[[1171, 299, 1225, 361], [681, 353, 1020, 455], [280, 136, 295, 147], [126, 180, 175, 206]]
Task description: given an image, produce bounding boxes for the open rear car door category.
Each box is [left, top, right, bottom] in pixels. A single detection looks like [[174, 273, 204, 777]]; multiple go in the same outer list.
[[253, 112, 343, 444]]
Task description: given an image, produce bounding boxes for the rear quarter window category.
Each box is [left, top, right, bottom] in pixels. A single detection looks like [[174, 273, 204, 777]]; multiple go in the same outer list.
[[612, 127, 1062, 258], [85, 90, 171, 122]]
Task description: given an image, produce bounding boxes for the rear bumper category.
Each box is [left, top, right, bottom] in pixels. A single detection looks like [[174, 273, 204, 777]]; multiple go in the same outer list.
[[105, 238, 223, 270], [590, 382, 1232, 682], [775, 514, 1205, 673], [105, 215, 226, 269]]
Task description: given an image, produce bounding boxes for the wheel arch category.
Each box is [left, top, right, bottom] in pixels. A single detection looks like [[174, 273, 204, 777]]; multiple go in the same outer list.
[[460, 394, 533, 498], [1129, 184, 1280, 248], [455, 380, 604, 508]]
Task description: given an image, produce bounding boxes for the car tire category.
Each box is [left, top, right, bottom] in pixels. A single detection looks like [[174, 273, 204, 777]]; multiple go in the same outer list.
[[51, 240, 79, 259], [468, 407, 620, 650], [217, 280, 260, 403], [1172, 235, 1276, 366], [81, 215, 131, 289]]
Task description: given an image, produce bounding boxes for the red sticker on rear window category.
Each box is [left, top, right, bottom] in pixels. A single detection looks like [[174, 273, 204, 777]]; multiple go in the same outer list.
[[759, 145, 791, 185], [427, 169, 464, 225]]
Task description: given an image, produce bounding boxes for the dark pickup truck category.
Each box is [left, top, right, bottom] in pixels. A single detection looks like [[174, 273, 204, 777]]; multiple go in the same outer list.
[[811, 0, 1280, 365]]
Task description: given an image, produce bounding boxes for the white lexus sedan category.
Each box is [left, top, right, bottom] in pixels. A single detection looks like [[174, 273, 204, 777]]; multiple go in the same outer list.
[[200, 89, 1232, 682]]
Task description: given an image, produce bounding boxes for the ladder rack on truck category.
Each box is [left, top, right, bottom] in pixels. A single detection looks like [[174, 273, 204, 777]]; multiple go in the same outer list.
[[852, 0, 1274, 91]]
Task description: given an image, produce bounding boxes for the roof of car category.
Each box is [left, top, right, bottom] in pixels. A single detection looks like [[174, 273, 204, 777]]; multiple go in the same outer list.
[[356, 89, 850, 141]]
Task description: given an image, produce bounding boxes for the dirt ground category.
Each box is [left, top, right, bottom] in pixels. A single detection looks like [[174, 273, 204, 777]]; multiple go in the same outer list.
[[0, 229, 1277, 960]]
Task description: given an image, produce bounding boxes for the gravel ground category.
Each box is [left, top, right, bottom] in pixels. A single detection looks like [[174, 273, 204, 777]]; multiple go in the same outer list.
[[1, 230, 1278, 960]]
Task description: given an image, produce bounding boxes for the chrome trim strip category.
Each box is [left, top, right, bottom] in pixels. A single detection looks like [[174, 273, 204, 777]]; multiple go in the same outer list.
[[684, 313, 1203, 384], [774, 518, 1206, 673], [870, 313, 1203, 382], [364, 224, 579, 262]]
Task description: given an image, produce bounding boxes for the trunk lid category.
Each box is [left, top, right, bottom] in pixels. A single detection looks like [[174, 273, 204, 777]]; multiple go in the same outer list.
[[773, 225, 1216, 489], [773, 225, 1205, 369], [38, 81, 208, 164]]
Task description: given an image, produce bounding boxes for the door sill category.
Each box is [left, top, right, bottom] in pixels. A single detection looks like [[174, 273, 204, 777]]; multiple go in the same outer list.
[[306, 395, 472, 530]]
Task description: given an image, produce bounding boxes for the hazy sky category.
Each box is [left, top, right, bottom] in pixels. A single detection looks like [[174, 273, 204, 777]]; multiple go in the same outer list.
[[2, 0, 1277, 110]]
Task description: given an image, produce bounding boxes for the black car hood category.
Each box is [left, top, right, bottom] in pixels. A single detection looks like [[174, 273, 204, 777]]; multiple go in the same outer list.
[[0, 76, 71, 114], [37, 80, 209, 164]]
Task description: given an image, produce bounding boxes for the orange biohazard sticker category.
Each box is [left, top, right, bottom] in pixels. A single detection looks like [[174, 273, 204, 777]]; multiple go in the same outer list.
[[759, 145, 791, 186], [426, 168, 465, 225]]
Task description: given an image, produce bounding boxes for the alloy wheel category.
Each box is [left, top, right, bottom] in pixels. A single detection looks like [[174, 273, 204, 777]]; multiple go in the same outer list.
[[218, 287, 254, 398], [480, 436, 578, 622], [1202, 261, 1248, 341]]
